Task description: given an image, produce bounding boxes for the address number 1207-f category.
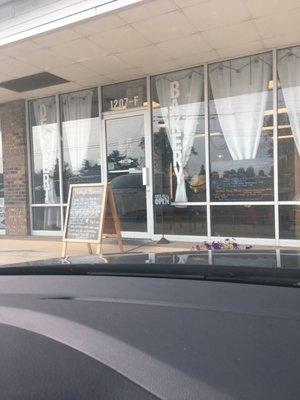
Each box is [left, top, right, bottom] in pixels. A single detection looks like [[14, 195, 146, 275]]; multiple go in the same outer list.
[[110, 95, 140, 109]]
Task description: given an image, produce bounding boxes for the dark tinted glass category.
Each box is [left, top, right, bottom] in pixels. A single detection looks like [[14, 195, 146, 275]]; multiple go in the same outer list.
[[155, 206, 206, 236], [279, 205, 300, 239], [32, 207, 61, 231], [211, 205, 275, 238]]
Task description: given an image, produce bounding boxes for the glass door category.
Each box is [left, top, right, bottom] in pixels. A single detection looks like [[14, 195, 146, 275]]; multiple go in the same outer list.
[[104, 112, 151, 235]]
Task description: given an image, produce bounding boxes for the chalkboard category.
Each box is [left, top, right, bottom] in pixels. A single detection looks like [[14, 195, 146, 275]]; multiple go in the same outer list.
[[64, 184, 106, 243], [62, 183, 123, 258]]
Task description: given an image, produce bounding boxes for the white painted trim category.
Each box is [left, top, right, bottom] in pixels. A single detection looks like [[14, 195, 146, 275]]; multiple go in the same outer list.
[[25, 100, 34, 234], [278, 201, 300, 205], [171, 202, 207, 206], [152, 234, 208, 243], [0, 0, 142, 47], [273, 49, 279, 246], [31, 204, 61, 207], [278, 239, 300, 247], [95, 0, 142, 15], [98, 85, 105, 183], [276, 248, 281, 267], [56, 93, 65, 235], [103, 107, 151, 237], [121, 231, 151, 240], [145, 75, 154, 237], [204, 63, 211, 240], [209, 202, 275, 206], [102, 107, 147, 119], [101, 118, 108, 184], [32, 230, 62, 236]]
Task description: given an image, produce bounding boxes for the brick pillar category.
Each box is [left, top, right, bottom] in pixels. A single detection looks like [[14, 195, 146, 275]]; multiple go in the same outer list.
[[0, 100, 30, 235]]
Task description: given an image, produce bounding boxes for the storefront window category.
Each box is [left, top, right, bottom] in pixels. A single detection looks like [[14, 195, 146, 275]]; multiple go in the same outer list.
[[211, 205, 275, 238], [29, 96, 61, 230], [25, 47, 300, 242], [155, 206, 206, 236], [277, 46, 300, 201], [279, 205, 300, 239], [0, 129, 4, 231], [29, 96, 60, 204], [32, 207, 61, 231], [152, 67, 205, 204], [61, 88, 101, 203], [102, 79, 147, 112], [209, 52, 274, 201]]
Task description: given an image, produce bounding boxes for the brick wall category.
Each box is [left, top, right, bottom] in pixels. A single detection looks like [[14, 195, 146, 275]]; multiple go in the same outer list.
[[0, 99, 29, 235]]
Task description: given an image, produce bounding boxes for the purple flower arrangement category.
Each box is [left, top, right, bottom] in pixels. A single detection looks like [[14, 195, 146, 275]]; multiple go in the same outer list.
[[191, 238, 252, 251]]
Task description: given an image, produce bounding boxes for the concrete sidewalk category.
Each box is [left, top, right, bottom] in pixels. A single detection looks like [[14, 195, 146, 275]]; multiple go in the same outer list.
[[0, 236, 193, 266]]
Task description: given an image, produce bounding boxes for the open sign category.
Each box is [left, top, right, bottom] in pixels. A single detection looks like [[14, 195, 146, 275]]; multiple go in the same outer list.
[[154, 194, 171, 206]]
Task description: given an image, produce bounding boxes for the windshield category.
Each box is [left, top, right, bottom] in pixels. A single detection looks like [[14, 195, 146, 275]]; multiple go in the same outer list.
[[0, 2, 300, 285]]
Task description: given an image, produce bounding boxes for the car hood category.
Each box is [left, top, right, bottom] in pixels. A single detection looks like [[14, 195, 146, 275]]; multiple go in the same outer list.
[[3, 249, 300, 269], [0, 271, 299, 399]]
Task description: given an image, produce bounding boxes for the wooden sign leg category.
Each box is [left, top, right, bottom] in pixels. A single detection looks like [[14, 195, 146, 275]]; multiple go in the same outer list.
[[61, 241, 67, 258], [87, 243, 93, 255], [96, 240, 103, 255], [116, 231, 124, 253], [108, 186, 124, 253]]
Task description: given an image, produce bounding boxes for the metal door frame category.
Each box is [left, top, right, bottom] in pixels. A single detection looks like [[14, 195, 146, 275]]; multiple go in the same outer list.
[[102, 107, 153, 239]]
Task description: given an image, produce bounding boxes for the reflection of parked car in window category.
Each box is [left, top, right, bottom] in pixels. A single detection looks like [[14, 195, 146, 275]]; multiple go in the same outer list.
[[34, 178, 60, 203], [110, 173, 145, 223], [68, 174, 101, 186], [118, 158, 139, 169]]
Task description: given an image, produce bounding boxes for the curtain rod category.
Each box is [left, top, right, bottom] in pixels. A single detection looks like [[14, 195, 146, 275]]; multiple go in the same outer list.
[[209, 54, 272, 73], [155, 69, 203, 83]]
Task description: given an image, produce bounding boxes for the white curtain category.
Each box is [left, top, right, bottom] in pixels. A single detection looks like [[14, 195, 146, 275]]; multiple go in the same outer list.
[[209, 56, 271, 160], [156, 71, 203, 203], [32, 97, 59, 228], [33, 98, 58, 204], [278, 48, 300, 156], [62, 89, 94, 173]]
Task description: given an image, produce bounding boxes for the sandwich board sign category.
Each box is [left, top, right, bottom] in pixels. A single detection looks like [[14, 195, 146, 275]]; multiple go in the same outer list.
[[62, 183, 123, 258]]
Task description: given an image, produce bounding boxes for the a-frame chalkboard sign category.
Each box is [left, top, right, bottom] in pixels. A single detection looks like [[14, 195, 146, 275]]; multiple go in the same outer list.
[[62, 183, 123, 258]]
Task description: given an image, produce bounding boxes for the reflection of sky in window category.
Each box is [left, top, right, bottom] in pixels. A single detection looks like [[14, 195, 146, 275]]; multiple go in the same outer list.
[[152, 105, 205, 178], [32, 123, 59, 173], [106, 116, 145, 167], [32, 118, 101, 171], [62, 117, 101, 168]]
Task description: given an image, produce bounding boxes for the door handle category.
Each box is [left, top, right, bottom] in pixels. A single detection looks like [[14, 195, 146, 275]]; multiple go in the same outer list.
[[142, 167, 149, 186]]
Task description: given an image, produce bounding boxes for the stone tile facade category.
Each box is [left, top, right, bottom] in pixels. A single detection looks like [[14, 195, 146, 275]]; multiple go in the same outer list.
[[0, 99, 29, 235]]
